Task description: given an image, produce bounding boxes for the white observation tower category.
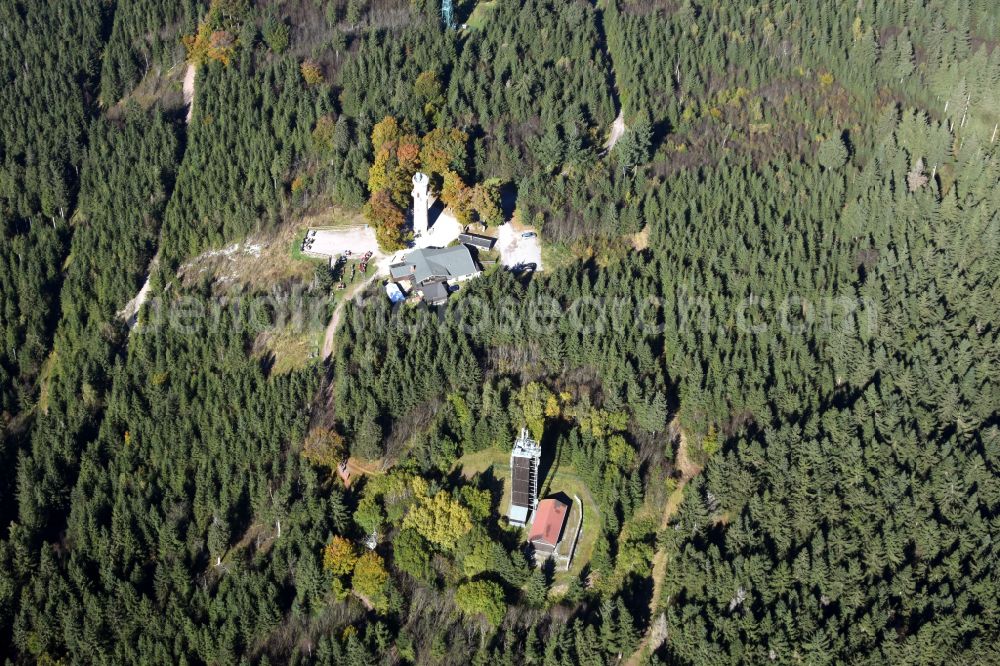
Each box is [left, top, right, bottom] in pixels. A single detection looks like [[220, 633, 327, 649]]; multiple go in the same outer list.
[[412, 172, 430, 237]]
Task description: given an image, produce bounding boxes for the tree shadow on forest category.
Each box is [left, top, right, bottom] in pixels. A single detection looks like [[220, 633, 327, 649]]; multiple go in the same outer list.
[[535, 418, 579, 496], [540, 554, 557, 585], [499, 183, 517, 221], [475, 466, 505, 516], [258, 350, 276, 377], [535, 433, 559, 495], [619, 573, 655, 633]]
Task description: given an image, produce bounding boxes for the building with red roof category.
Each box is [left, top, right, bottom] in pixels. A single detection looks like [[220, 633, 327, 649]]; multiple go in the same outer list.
[[528, 497, 569, 554]]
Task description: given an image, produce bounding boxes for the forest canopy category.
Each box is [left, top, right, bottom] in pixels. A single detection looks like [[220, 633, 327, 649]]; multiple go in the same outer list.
[[1, 0, 999, 664]]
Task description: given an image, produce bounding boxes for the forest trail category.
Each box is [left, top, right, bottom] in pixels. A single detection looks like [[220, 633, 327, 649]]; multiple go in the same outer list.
[[346, 457, 388, 477], [593, 0, 624, 156], [321, 301, 344, 359], [626, 420, 702, 666], [183, 63, 196, 124], [118, 255, 158, 330], [321, 271, 379, 359], [604, 109, 626, 152]]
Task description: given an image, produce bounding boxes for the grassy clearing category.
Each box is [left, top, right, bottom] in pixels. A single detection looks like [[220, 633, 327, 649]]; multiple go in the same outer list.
[[540, 241, 575, 273], [36, 349, 58, 414], [334, 258, 377, 286], [253, 323, 324, 375], [182, 207, 375, 291], [455, 447, 509, 478], [181, 206, 371, 295], [466, 1, 496, 29], [180, 221, 322, 293], [299, 206, 367, 231], [106, 64, 186, 118]]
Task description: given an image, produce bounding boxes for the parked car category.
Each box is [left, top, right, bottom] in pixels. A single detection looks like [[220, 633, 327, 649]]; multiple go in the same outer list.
[[521, 231, 537, 238]]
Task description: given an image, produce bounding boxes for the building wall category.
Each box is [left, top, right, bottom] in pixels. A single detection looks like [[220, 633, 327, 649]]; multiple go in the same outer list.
[[530, 539, 557, 554], [450, 271, 481, 283]]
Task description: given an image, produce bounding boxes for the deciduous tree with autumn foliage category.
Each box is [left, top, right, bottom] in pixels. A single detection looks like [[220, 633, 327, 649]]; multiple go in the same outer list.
[[402, 478, 472, 550], [182, 0, 251, 67], [365, 116, 505, 249], [364, 189, 407, 251], [352, 551, 391, 611], [301, 427, 347, 469], [323, 536, 359, 577], [300, 59, 324, 85]]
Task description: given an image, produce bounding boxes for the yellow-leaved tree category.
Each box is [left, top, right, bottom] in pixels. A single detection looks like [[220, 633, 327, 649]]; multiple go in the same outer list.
[[419, 127, 468, 176], [440, 170, 473, 224], [454, 580, 507, 628], [183, 23, 236, 66], [370, 116, 401, 154], [352, 551, 390, 610], [470, 179, 504, 227], [300, 59, 324, 85], [517, 382, 555, 441], [301, 427, 346, 469], [403, 479, 472, 549], [322, 536, 358, 576]]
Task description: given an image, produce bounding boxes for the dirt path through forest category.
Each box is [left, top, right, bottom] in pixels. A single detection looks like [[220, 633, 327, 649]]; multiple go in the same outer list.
[[119, 254, 158, 330], [605, 109, 626, 152], [183, 63, 196, 124], [625, 419, 702, 665], [321, 271, 379, 359]]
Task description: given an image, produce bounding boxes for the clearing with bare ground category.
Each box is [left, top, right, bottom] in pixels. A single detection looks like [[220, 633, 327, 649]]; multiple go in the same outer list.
[[183, 63, 196, 123], [177, 223, 321, 291], [118, 254, 157, 329], [604, 108, 627, 153]]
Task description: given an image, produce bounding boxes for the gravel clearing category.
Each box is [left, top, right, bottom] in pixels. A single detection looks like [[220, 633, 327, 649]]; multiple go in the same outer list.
[[496, 223, 542, 271]]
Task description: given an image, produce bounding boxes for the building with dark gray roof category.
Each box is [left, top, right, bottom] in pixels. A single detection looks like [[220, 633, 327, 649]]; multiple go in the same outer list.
[[420, 280, 449, 306], [389, 245, 480, 285], [458, 232, 496, 250]]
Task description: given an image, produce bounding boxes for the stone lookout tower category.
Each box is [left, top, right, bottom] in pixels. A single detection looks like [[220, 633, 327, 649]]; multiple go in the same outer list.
[[412, 172, 430, 237]]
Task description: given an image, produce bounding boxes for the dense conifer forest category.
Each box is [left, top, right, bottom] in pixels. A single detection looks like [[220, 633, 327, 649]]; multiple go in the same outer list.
[[1, 0, 998, 663]]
